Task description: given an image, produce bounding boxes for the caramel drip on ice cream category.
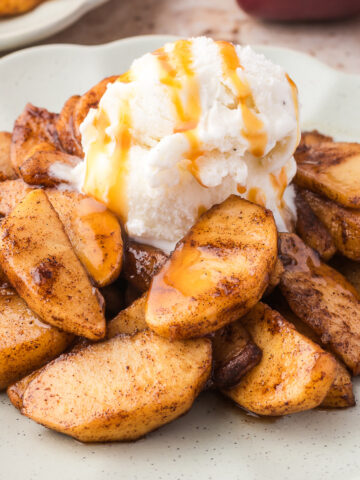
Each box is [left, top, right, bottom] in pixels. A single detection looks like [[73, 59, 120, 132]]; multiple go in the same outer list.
[[153, 40, 204, 185], [286, 73, 300, 146], [237, 184, 246, 194], [218, 41, 267, 158], [197, 204, 207, 217], [247, 187, 266, 207], [83, 76, 132, 223], [270, 165, 288, 210]]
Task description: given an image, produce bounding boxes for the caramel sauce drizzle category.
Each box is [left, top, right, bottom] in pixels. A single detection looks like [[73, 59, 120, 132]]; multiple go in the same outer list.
[[83, 75, 132, 223], [237, 184, 246, 194], [218, 41, 267, 158], [162, 244, 221, 297], [247, 187, 266, 207], [285, 73, 300, 145], [153, 40, 204, 185], [197, 204, 207, 217], [270, 165, 288, 210]]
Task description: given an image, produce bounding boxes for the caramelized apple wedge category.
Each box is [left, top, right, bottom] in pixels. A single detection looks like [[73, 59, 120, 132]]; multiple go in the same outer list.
[[56, 95, 84, 158], [19, 150, 80, 187], [298, 130, 332, 149], [224, 303, 337, 415], [0, 182, 123, 287], [0, 132, 17, 181], [211, 320, 262, 389], [0, 179, 32, 216], [7, 370, 41, 410], [146, 196, 277, 339], [72, 76, 118, 143], [107, 294, 147, 338], [47, 190, 123, 287], [0, 291, 73, 390], [302, 189, 360, 261], [0, 189, 105, 340], [12, 103, 81, 188], [11, 103, 60, 174], [322, 362, 355, 408], [272, 296, 355, 409], [330, 256, 360, 296], [295, 141, 360, 209], [295, 187, 336, 261], [279, 233, 360, 374], [19, 331, 211, 442]]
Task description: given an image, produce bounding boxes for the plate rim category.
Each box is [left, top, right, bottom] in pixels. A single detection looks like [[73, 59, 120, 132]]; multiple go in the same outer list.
[[1, 34, 359, 84]]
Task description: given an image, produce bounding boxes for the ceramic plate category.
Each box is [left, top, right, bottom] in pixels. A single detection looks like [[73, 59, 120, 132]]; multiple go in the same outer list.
[[1, 35, 360, 480], [0, 0, 109, 52]]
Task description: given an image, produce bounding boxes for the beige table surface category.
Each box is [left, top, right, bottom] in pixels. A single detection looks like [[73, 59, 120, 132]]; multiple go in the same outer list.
[[4, 0, 359, 73]]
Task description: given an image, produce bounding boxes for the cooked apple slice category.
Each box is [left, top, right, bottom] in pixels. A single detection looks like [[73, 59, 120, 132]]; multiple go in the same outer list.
[[279, 233, 360, 374], [19, 150, 80, 187], [146, 196, 277, 339], [321, 361, 355, 408], [0, 291, 73, 390], [123, 240, 168, 292], [72, 76, 118, 143], [210, 320, 262, 389], [295, 187, 336, 261], [302, 189, 360, 261], [295, 141, 360, 209], [0, 182, 122, 287], [56, 95, 84, 158], [0, 179, 32, 215], [9, 295, 147, 409], [272, 295, 355, 409], [224, 303, 337, 415], [331, 256, 360, 296], [298, 130, 332, 149], [7, 370, 40, 410], [264, 258, 284, 297], [47, 190, 123, 287], [11, 103, 60, 174], [107, 294, 147, 338], [19, 330, 211, 442], [0, 132, 17, 181], [0, 264, 15, 296], [0, 189, 105, 340]]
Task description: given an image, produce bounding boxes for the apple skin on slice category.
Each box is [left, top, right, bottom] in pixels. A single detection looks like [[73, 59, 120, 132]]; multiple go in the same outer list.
[[146, 195, 278, 340]]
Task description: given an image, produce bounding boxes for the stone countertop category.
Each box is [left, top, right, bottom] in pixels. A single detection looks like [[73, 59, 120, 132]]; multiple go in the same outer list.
[[30, 0, 360, 73]]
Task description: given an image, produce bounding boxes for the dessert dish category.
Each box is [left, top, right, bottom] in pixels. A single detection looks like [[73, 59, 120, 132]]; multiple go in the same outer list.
[[0, 37, 359, 443]]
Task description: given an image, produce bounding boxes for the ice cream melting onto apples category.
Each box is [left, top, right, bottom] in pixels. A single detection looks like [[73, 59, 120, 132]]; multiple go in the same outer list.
[[77, 37, 299, 254]]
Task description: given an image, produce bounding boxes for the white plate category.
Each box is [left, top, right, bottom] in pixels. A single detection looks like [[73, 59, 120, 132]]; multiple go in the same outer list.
[[0, 0, 109, 52], [1, 35, 360, 480]]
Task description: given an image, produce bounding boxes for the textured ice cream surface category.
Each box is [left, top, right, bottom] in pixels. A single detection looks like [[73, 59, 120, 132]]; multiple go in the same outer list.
[[79, 37, 299, 253]]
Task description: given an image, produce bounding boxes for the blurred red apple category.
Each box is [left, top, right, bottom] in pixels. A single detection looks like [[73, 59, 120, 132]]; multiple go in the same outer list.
[[237, 0, 360, 21]]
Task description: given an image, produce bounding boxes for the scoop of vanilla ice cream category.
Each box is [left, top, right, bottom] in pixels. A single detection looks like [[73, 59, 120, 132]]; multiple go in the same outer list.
[[79, 37, 299, 253]]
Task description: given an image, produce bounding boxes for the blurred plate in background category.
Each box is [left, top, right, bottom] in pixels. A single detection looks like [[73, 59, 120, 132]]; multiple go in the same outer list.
[[0, 0, 109, 51]]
